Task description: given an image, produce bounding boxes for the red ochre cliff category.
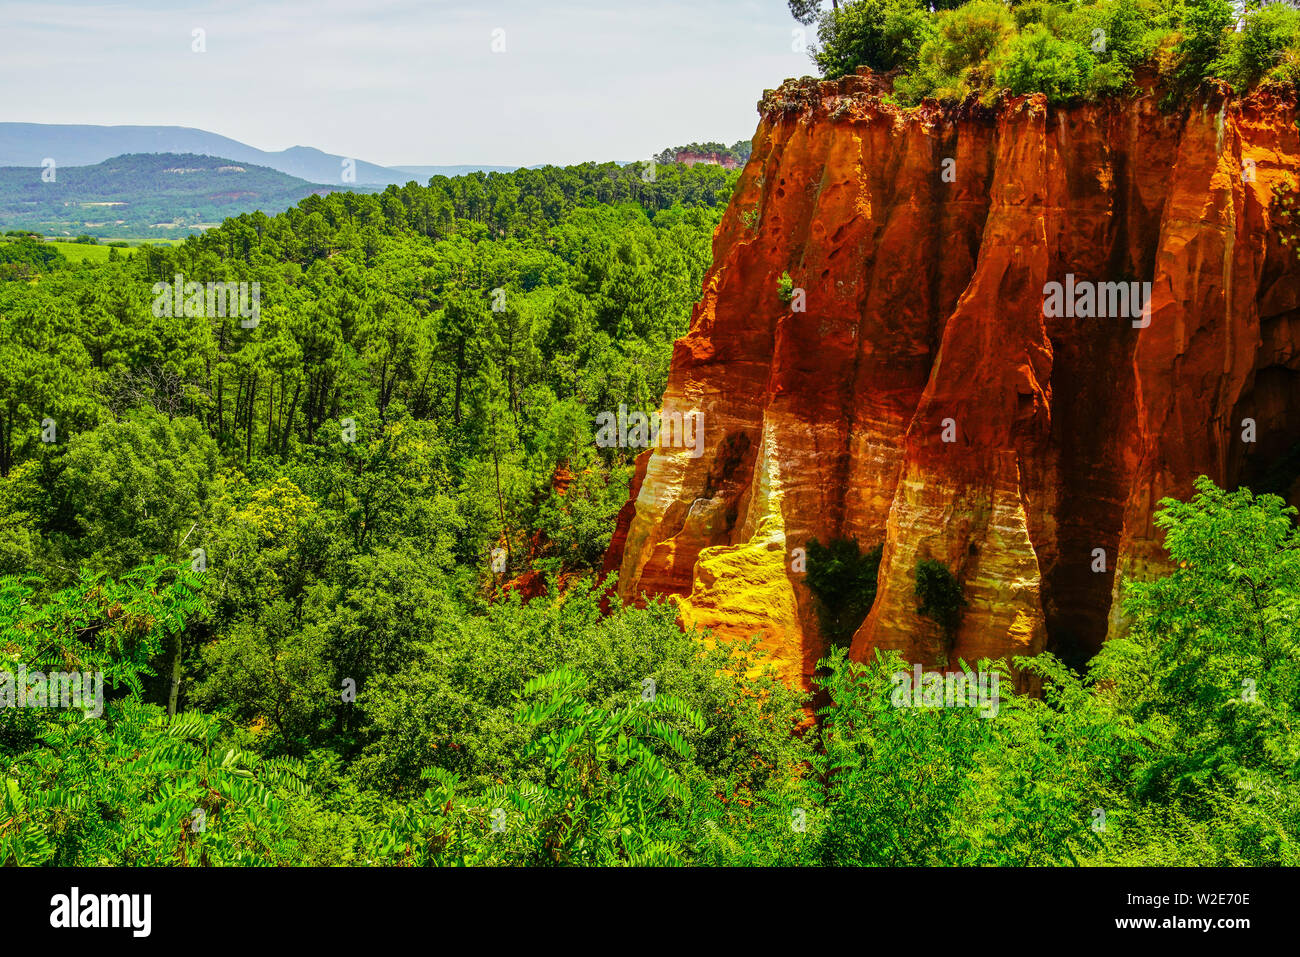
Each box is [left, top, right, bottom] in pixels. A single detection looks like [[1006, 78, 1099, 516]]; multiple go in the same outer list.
[[675, 150, 743, 170], [604, 70, 1300, 689]]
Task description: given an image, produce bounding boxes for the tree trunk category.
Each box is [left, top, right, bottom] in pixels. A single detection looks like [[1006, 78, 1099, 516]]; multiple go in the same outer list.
[[281, 381, 301, 458], [167, 633, 182, 717], [267, 376, 276, 447], [453, 338, 466, 425], [246, 371, 258, 464]]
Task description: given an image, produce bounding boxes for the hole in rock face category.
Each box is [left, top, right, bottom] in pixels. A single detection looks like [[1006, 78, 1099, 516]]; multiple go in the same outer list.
[[685, 431, 761, 541], [1050, 626, 1092, 674], [1230, 365, 1300, 506]]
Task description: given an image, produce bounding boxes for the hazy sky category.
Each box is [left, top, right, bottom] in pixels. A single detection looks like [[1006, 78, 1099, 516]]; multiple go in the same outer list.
[[0, 0, 818, 167]]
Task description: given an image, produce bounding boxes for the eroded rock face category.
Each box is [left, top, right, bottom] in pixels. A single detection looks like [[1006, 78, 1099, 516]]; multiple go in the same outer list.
[[606, 72, 1300, 688], [674, 150, 743, 169]]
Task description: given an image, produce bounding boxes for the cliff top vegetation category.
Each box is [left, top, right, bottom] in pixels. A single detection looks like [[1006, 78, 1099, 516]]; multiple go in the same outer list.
[[792, 0, 1300, 105]]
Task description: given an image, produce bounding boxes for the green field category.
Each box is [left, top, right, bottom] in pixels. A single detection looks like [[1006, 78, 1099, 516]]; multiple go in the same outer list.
[[0, 236, 187, 265], [45, 241, 118, 262]]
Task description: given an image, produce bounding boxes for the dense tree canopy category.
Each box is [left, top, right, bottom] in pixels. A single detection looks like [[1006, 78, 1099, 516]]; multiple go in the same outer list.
[[0, 158, 1296, 866]]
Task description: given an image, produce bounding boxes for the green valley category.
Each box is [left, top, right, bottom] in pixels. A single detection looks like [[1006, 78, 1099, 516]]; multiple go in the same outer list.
[[0, 152, 377, 240]]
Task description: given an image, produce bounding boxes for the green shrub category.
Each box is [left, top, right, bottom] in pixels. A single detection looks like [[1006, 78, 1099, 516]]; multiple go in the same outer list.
[[1212, 0, 1300, 90], [1271, 42, 1300, 86], [1099, 0, 1151, 69], [1086, 58, 1134, 96], [897, 0, 1014, 102], [0, 236, 64, 270], [994, 24, 1098, 101], [812, 0, 935, 79], [930, 0, 1015, 75], [804, 537, 883, 648], [914, 558, 966, 637], [1174, 0, 1235, 92], [1060, 0, 1149, 67], [777, 271, 795, 303], [1057, 0, 1152, 94], [1011, 0, 1057, 30]]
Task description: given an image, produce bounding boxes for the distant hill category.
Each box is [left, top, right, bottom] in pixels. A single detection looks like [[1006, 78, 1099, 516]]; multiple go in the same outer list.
[[0, 152, 367, 239], [0, 123, 527, 187]]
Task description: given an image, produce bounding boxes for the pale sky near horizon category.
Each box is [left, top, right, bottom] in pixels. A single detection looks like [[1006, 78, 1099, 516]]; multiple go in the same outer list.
[[0, 0, 819, 167]]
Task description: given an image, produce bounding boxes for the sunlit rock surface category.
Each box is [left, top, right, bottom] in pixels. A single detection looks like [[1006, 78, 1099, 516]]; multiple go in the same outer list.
[[605, 71, 1300, 688]]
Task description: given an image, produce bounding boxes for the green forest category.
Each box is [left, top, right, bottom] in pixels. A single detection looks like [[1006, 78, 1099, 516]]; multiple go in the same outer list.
[[0, 149, 1296, 866]]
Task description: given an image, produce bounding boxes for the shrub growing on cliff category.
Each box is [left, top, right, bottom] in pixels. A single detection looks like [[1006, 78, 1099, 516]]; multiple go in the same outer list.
[[894, 0, 1015, 102], [811, 0, 935, 78], [777, 270, 795, 302], [1059, 0, 1155, 96], [1212, 0, 1300, 90], [994, 24, 1098, 100], [1171, 0, 1235, 93], [801, 0, 1300, 103], [914, 558, 966, 638], [805, 537, 883, 648]]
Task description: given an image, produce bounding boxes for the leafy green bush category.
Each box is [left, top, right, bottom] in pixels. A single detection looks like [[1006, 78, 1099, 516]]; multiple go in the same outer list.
[[1123, 478, 1300, 801], [777, 270, 795, 303], [0, 236, 64, 270], [1173, 0, 1235, 93], [937, 0, 1015, 70], [1212, 0, 1300, 89], [499, 666, 705, 865], [1095, 0, 1151, 70], [812, 0, 935, 79], [804, 537, 883, 648], [3, 702, 311, 866], [914, 558, 966, 638], [353, 577, 810, 796], [994, 24, 1098, 100], [896, 0, 1014, 102]]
